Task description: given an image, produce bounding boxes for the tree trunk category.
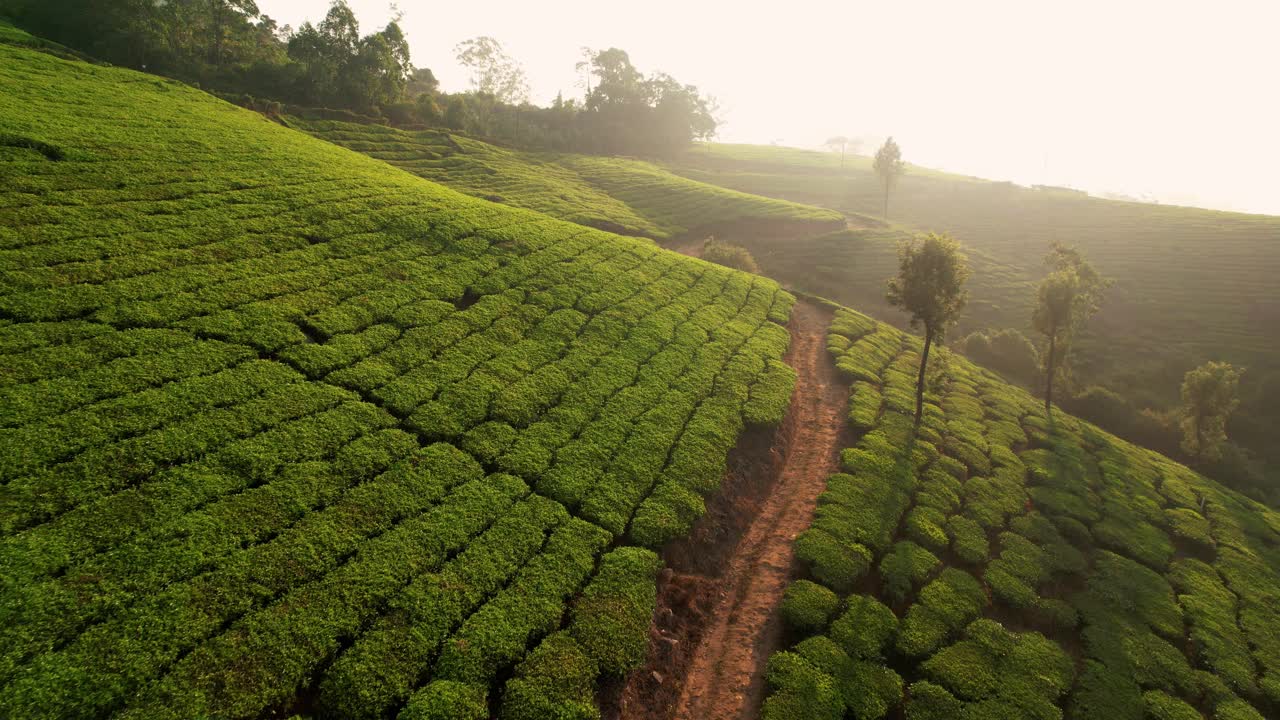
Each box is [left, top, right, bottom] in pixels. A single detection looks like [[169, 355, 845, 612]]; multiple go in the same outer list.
[[1044, 330, 1057, 414], [915, 328, 933, 426], [883, 182, 890, 219]]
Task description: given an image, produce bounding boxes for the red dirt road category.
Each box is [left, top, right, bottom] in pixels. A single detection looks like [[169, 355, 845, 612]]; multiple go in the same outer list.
[[669, 299, 845, 720]]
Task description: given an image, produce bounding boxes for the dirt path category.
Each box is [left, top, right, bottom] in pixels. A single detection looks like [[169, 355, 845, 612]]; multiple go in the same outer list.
[[668, 299, 846, 720]]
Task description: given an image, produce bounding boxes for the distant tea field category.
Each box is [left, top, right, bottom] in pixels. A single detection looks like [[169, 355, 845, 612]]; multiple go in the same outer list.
[[292, 119, 843, 241], [668, 143, 1280, 473], [0, 36, 798, 719]]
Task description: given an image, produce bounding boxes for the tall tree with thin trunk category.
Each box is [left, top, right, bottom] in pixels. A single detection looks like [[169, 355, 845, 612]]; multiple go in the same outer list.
[[874, 136, 905, 219], [1180, 361, 1243, 462], [886, 232, 970, 425], [1032, 242, 1110, 414]]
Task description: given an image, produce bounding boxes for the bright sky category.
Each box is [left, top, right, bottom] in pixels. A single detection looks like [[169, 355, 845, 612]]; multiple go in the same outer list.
[[258, 0, 1280, 216]]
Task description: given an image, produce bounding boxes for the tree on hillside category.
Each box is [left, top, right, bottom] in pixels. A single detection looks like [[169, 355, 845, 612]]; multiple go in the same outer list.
[[405, 67, 440, 98], [874, 137, 905, 219], [824, 136, 850, 167], [956, 328, 1040, 387], [1032, 242, 1110, 414], [886, 232, 970, 425], [701, 237, 760, 273], [1180, 361, 1244, 462]]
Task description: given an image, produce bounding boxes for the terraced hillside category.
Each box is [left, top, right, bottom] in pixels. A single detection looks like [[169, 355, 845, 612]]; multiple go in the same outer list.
[[291, 119, 843, 240], [667, 143, 1280, 464], [0, 36, 801, 719], [763, 307, 1280, 720]]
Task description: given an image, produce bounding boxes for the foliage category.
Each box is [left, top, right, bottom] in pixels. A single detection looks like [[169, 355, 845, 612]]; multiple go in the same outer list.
[[289, 118, 842, 240], [6, 0, 411, 112], [455, 36, 529, 104], [569, 547, 662, 674], [781, 579, 841, 634], [1033, 242, 1111, 412], [955, 327, 1040, 387], [0, 40, 802, 719], [579, 47, 719, 155], [1181, 361, 1244, 462], [886, 232, 970, 422], [765, 298, 1280, 720], [829, 594, 899, 660], [702, 237, 760, 273], [500, 632, 600, 720], [873, 136, 905, 218]]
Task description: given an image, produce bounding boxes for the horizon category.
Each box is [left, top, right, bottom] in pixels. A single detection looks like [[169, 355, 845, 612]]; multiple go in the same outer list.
[[260, 1, 1279, 216]]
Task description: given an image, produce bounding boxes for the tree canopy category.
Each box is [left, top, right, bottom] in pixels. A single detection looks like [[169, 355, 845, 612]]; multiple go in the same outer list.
[[1181, 361, 1244, 462], [2, 2, 718, 155], [886, 232, 970, 423], [874, 137, 905, 218], [1032, 242, 1110, 413], [454, 36, 529, 104]]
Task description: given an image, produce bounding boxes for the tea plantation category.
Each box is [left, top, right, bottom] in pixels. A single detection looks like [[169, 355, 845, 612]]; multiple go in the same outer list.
[[291, 118, 843, 240], [0, 36, 799, 719], [765, 306, 1280, 720], [666, 142, 1280, 482]]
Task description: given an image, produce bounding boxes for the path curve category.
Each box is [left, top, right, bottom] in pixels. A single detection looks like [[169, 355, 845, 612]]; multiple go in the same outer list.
[[671, 299, 845, 720]]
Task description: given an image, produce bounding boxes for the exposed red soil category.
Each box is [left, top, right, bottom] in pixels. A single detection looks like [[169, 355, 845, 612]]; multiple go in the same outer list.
[[610, 299, 846, 720]]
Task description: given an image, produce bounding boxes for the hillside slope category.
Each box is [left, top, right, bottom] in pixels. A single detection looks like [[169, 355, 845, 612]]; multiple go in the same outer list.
[[290, 119, 844, 240], [667, 143, 1280, 469], [763, 305, 1280, 720], [0, 36, 799, 719]]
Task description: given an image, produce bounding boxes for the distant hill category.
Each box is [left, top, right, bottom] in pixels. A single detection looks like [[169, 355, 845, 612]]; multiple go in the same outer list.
[[666, 142, 1280, 494], [290, 119, 844, 240]]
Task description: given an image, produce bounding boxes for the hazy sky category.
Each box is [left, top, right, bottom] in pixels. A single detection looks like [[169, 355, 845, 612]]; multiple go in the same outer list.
[[258, 0, 1280, 216]]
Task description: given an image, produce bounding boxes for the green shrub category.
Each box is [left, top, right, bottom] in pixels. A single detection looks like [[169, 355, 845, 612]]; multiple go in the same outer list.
[[781, 580, 841, 634], [848, 382, 882, 430], [829, 594, 899, 660], [1164, 507, 1215, 551], [761, 652, 844, 720], [896, 570, 987, 657], [399, 681, 488, 720], [986, 565, 1038, 608], [1214, 698, 1266, 720], [499, 633, 601, 720], [904, 506, 950, 554], [791, 636, 902, 720], [906, 681, 964, 720], [921, 640, 999, 700], [946, 515, 989, 565], [879, 541, 941, 604], [1088, 552, 1183, 640], [1070, 659, 1145, 720], [570, 547, 663, 674], [1142, 690, 1202, 720], [842, 661, 904, 720], [701, 237, 760, 273], [1030, 598, 1079, 631], [794, 528, 873, 592]]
